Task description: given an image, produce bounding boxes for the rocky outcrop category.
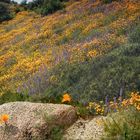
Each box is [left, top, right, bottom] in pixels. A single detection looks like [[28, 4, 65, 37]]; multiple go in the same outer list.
[[0, 102, 77, 140], [63, 117, 104, 140]]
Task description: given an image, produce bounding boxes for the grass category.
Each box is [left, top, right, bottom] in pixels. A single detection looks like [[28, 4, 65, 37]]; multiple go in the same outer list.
[[0, 91, 27, 105], [102, 107, 140, 140]]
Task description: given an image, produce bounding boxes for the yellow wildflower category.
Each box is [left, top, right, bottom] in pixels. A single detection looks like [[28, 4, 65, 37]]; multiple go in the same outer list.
[[96, 119, 103, 126]]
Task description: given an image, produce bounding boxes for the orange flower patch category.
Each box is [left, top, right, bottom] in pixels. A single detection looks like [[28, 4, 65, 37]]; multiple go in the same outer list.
[[62, 93, 71, 103]]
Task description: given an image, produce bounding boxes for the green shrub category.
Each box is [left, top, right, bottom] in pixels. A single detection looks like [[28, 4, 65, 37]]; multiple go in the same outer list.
[[27, 0, 65, 16], [0, 2, 13, 22], [102, 107, 140, 140], [14, 7, 22, 13], [49, 126, 64, 140], [77, 105, 90, 118], [0, 91, 27, 105], [129, 24, 140, 44], [102, 0, 119, 4], [41, 111, 65, 140], [0, 0, 11, 3], [41, 0, 64, 15]]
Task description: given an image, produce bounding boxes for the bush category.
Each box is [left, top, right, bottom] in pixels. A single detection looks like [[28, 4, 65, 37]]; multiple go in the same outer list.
[[0, 0, 11, 3], [0, 91, 27, 105], [102, 0, 119, 4], [129, 24, 140, 44], [27, 0, 65, 16], [49, 126, 64, 140], [40, 0, 64, 16], [102, 107, 140, 140], [0, 2, 13, 22]]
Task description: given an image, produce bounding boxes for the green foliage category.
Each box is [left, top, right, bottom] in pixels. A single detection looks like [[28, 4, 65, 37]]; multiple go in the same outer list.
[[14, 7, 22, 13], [0, 2, 13, 22], [84, 28, 102, 40], [102, 0, 119, 4], [129, 24, 140, 44], [49, 126, 64, 140], [44, 45, 139, 103], [28, 94, 49, 103], [53, 24, 64, 34], [41, 24, 140, 103], [0, 0, 20, 22], [41, 112, 64, 140], [77, 105, 90, 118], [101, 10, 122, 26], [0, 91, 27, 105], [102, 107, 140, 140], [0, 0, 11, 3], [27, 0, 65, 16], [41, 0, 64, 15]]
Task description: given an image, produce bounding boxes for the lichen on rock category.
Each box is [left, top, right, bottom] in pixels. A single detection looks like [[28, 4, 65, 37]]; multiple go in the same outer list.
[[0, 102, 77, 140]]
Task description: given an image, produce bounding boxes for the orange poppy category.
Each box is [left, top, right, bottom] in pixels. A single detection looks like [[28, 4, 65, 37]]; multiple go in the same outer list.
[[1, 114, 9, 123], [62, 93, 71, 103]]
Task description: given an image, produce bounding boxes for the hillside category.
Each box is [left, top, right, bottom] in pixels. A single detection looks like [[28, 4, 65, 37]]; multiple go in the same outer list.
[[0, 0, 140, 102]]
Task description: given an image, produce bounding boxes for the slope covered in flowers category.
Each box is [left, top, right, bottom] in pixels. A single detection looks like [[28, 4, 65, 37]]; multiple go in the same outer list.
[[0, 0, 140, 101]]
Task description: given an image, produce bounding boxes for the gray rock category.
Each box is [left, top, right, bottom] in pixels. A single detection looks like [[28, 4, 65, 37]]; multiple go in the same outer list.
[[63, 117, 104, 140], [0, 102, 77, 140]]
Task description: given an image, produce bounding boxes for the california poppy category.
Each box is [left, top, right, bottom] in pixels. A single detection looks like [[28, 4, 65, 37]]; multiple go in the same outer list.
[[1, 114, 9, 123], [62, 93, 71, 103]]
